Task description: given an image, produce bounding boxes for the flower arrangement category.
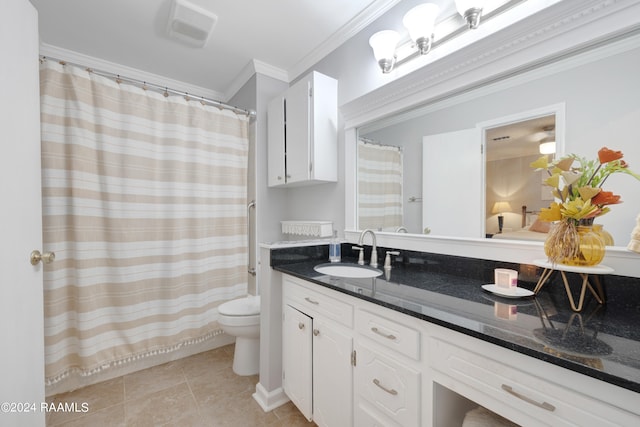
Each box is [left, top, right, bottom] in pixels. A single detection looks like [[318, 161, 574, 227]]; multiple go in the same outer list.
[[530, 147, 640, 263]]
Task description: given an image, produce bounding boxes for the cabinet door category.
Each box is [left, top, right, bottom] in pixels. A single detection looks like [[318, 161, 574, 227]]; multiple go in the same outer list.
[[313, 317, 353, 427], [267, 95, 286, 187], [283, 304, 313, 420], [285, 78, 311, 184]]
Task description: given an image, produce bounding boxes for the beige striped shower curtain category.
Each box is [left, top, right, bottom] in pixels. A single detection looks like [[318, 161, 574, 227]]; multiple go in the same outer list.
[[357, 140, 403, 231], [39, 60, 250, 385]]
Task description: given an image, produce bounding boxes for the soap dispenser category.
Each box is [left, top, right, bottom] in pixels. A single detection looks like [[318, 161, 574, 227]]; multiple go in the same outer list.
[[329, 230, 341, 263]]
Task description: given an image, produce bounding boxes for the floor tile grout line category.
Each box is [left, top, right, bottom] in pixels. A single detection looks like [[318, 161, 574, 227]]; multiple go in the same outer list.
[[46, 345, 294, 427], [182, 365, 206, 424]]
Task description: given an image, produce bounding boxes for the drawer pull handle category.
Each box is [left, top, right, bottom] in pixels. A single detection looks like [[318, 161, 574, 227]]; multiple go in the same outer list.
[[298, 322, 305, 330], [371, 327, 396, 340], [304, 297, 319, 305], [373, 379, 398, 396], [501, 384, 556, 412]]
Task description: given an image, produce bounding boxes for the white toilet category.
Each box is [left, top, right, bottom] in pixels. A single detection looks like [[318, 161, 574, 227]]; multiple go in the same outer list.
[[218, 295, 261, 376]]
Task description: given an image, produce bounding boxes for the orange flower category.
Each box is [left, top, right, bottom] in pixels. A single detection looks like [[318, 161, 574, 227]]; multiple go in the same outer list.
[[591, 190, 622, 206], [598, 147, 623, 164]]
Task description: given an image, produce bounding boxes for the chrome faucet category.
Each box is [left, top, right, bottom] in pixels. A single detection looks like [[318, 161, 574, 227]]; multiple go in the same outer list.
[[395, 226, 408, 233], [358, 229, 378, 268]]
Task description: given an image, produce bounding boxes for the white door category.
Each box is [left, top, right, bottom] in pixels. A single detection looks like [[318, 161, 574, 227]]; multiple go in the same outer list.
[[0, 0, 46, 425], [422, 129, 483, 238]]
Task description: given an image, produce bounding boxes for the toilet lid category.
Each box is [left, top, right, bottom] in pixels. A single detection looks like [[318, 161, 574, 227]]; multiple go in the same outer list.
[[218, 295, 261, 316]]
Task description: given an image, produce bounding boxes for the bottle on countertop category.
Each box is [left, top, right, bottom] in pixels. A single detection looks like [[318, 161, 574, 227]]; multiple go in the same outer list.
[[329, 230, 341, 263]]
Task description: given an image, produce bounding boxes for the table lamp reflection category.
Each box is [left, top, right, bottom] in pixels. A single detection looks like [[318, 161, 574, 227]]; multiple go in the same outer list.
[[492, 201, 512, 233]]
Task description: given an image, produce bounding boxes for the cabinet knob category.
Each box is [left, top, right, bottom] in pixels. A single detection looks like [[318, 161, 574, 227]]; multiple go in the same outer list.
[[313, 329, 320, 336], [298, 322, 305, 330], [30, 250, 55, 265], [277, 176, 282, 180]]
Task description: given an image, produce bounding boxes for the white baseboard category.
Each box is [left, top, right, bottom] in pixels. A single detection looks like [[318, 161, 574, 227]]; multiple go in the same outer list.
[[252, 382, 289, 412]]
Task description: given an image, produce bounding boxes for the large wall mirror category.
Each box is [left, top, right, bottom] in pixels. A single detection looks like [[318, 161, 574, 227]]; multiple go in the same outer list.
[[356, 33, 640, 248]]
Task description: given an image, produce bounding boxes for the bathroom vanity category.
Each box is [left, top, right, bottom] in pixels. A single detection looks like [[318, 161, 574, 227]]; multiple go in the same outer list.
[[257, 243, 640, 427]]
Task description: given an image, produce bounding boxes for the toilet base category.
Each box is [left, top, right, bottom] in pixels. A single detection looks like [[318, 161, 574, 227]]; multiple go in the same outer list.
[[232, 336, 259, 376]]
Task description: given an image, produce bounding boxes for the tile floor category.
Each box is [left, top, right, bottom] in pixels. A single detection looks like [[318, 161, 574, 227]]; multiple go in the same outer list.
[[46, 344, 314, 426]]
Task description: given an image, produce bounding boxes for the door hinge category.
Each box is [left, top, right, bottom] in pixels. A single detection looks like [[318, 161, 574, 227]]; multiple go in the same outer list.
[[282, 370, 285, 381], [309, 162, 313, 172], [481, 144, 484, 154], [309, 86, 313, 98], [351, 350, 357, 367]]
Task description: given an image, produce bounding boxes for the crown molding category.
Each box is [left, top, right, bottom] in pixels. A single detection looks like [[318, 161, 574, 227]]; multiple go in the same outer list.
[[341, 0, 640, 129], [39, 43, 226, 101], [225, 0, 403, 96], [288, 0, 404, 81], [224, 59, 289, 100]]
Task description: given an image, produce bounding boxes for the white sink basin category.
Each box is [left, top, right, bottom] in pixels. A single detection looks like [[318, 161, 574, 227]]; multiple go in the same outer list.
[[314, 263, 383, 279]]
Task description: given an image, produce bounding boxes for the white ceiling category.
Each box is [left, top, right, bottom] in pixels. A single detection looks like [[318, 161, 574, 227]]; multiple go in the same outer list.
[[29, 0, 406, 100], [486, 115, 556, 162]]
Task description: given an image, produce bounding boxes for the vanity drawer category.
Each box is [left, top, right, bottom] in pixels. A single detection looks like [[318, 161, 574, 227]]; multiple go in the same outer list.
[[429, 337, 637, 427], [283, 275, 353, 328], [354, 340, 421, 427], [356, 309, 420, 360]]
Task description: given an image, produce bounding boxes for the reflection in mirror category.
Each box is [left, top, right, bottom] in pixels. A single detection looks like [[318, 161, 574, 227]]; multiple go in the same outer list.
[[357, 34, 640, 247], [357, 138, 403, 231], [486, 114, 556, 241]]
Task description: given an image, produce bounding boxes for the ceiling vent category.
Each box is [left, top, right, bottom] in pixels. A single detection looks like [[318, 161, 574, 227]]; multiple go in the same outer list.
[[167, 0, 217, 47]]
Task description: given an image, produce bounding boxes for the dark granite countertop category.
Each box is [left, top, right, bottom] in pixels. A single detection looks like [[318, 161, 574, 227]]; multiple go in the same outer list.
[[271, 244, 640, 394]]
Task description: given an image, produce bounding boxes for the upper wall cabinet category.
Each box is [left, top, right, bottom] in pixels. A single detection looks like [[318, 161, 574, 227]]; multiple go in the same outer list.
[[267, 71, 338, 187]]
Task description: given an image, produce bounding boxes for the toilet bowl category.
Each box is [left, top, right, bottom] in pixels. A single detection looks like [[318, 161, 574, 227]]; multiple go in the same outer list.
[[218, 295, 260, 376]]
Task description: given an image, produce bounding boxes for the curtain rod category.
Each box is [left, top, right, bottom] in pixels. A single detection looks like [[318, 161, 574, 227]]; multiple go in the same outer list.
[[40, 56, 256, 118], [359, 137, 402, 151]]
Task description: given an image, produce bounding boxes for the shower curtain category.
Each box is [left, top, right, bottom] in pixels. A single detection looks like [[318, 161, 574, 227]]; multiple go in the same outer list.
[[39, 60, 250, 385], [358, 139, 403, 231]]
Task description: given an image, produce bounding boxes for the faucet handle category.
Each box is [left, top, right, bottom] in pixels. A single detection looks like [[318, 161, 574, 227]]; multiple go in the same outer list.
[[384, 251, 400, 268], [352, 246, 365, 265]]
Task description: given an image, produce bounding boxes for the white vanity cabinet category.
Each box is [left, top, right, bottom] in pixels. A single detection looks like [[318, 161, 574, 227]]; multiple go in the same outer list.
[[267, 71, 337, 187], [279, 272, 640, 427], [282, 275, 354, 427]]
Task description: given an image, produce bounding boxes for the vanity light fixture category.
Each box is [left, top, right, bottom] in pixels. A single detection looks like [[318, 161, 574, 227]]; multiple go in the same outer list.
[[369, 30, 400, 73], [402, 3, 440, 55], [455, 0, 487, 29], [369, 0, 503, 74]]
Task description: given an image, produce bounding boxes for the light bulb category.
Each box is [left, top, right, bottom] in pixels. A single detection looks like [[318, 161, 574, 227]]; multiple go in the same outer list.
[[369, 30, 400, 73], [402, 3, 440, 55]]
